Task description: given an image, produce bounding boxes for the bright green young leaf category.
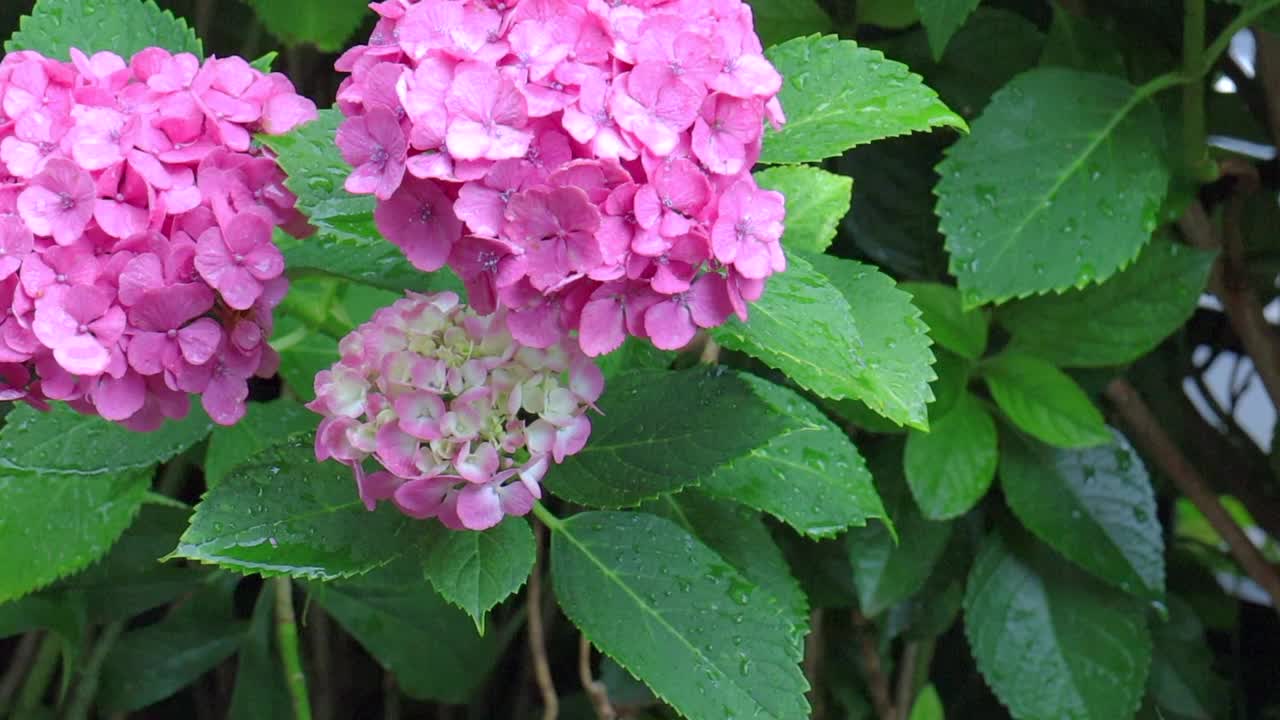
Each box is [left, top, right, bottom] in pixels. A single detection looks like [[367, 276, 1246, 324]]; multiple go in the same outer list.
[[644, 493, 810, 641], [1000, 430, 1165, 599], [982, 353, 1111, 448], [809, 253, 938, 430], [914, 0, 980, 59], [935, 68, 1169, 306], [847, 441, 953, 616], [901, 282, 988, 359], [0, 467, 151, 603], [6, 0, 202, 58], [247, 0, 369, 51], [997, 239, 1215, 367], [543, 368, 790, 508], [228, 588, 293, 720], [754, 165, 853, 254], [761, 35, 966, 164], [548, 511, 810, 720], [964, 530, 1152, 720], [422, 517, 535, 634], [905, 392, 997, 520], [744, 0, 833, 48], [909, 684, 945, 720], [0, 402, 210, 474], [98, 576, 245, 712], [205, 400, 317, 487], [700, 374, 885, 538], [310, 557, 503, 704], [176, 436, 428, 580], [1146, 598, 1229, 720]]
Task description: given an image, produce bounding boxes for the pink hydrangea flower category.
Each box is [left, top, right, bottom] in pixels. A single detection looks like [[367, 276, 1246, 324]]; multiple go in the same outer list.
[[309, 291, 603, 531], [335, 0, 787, 357], [0, 46, 316, 428]]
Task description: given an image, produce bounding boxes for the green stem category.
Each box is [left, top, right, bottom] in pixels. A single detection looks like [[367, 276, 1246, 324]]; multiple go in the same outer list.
[[1183, 0, 1208, 178], [13, 633, 59, 714], [1202, 0, 1280, 75], [64, 622, 125, 720], [530, 502, 563, 530], [275, 578, 314, 720]]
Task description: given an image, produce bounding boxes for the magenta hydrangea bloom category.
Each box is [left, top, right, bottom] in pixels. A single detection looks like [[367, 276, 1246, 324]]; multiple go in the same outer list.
[[308, 290, 602, 531], [0, 47, 317, 429], [335, 0, 787, 356]]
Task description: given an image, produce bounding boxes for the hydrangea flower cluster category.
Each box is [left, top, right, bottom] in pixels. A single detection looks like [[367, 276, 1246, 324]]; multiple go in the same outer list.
[[334, 0, 787, 357], [0, 47, 317, 428], [308, 290, 602, 530]]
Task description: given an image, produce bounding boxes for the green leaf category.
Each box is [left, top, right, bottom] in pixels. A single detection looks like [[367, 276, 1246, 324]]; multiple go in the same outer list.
[[754, 165, 852, 254], [924, 347, 968, 422], [543, 368, 790, 508], [900, 282, 988, 360], [909, 684, 945, 720], [964, 530, 1152, 720], [905, 392, 996, 520], [205, 400, 317, 487], [0, 402, 211, 474], [700, 374, 885, 538], [847, 441, 953, 616], [228, 588, 293, 720], [0, 467, 151, 603], [645, 493, 810, 641], [272, 320, 338, 402], [594, 337, 675, 381], [743, 0, 833, 48], [548, 511, 809, 719], [997, 238, 1215, 367], [175, 436, 428, 580], [1146, 598, 1228, 720], [914, 0, 980, 59], [310, 557, 502, 704], [982, 353, 1111, 448], [1000, 430, 1165, 599], [760, 35, 966, 165], [1040, 4, 1127, 75], [935, 68, 1169, 306], [6, 0, 202, 58], [99, 576, 246, 712], [857, 0, 920, 29], [809, 253, 938, 430], [775, 531, 858, 609], [247, 0, 369, 51], [260, 110, 432, 292], [422, 517, 535, 634]]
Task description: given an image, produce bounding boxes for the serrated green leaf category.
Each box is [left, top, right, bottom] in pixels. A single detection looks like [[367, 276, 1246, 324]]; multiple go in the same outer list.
[[905, 392, 996, 520], [1146, 597, 1228, 720], [701, 374, 884, 538], [1000, 430, 1165, 599], [754, 165, 852, 254], [247, 0, 369, 51], [936, 68, 1169, 306], [900, 282, 988, 360], [982, 353, 1111, 448], [310, 557, 502, 704], [6, 0, 202, 58], [422, 517, 535, 633], [761, 35, 966, 164], [228, 588, 293, 720], [743, 0, 833, 48], [205, 400, 317, 487], [548, 511, 809, 720], [0, 402, 211, 475], [914, 0, 980, 59], [175, 436, 430, 579], [0, 467, 151, 603], [543, 368, 790, 508], [645, 493, 810, 642], [964, 530, 1152, 720], [848, 441, 953, 616], [997, 238, 1215, 367]]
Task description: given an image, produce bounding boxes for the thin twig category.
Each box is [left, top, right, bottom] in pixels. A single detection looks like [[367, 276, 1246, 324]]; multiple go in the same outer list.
[[65, 622, 125, 720], [274, 578, 314, 720], [13, 632, 59, 714], [578, 635, 616, 720], [893, 642, 920, 720], [851, 611, 895, 720], [803, 609, 826, 720], [0, 632, 41, 714], [529, 522, 558, 720], [1106, 378, 1280, 615], [382, 672, 401, 720], [310, 607, 334, 720]]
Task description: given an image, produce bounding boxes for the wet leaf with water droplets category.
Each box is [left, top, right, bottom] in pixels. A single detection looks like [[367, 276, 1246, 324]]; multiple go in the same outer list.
[[205, 400, 317, 487], [422, 517, 535, 634], [754, 165, 853, 254], [982, 352, 1111, 448]]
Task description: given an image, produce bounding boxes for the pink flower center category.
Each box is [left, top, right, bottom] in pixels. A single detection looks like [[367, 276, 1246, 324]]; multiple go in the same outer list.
[[55, 273, 67, 283], [167, 328, 178, 338], [58, 192, 75, 211], [76, 323, 88, 334]]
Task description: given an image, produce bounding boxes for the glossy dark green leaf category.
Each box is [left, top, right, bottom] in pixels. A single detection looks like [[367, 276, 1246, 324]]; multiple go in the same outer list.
[[982, 353, 1111, 448], [176, 436, 429, 579], [1000, 430, 1165, 599], [1040, 4, 1127, 75], [905, 392, 997, 520], [754, 165, 852, 254], [900, 283, 988, 360], [1146, 598, 1228, 720], [205, 400, 317, 486], [544, 368, 790, 508], [422, 517, 535, 633], [6, 0, 202, 58], [549, 511, 810, 720]]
